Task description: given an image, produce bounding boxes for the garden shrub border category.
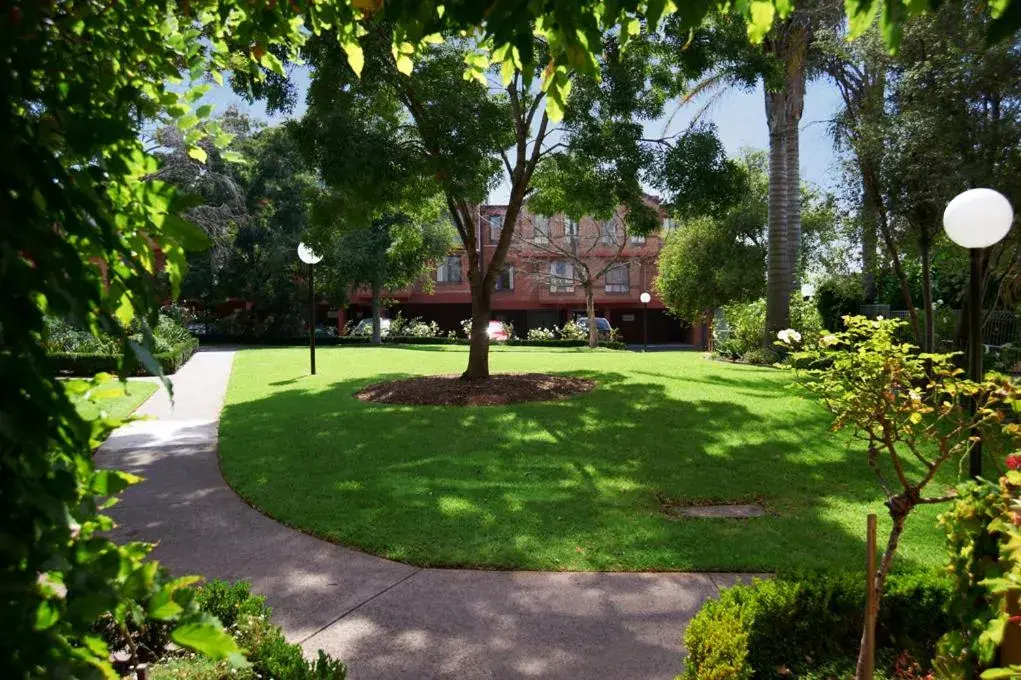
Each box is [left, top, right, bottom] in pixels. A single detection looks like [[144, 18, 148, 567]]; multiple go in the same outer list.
[[683, 570, 951, 680], [49, 337, 199, 376], [194, 334, 627, 350]]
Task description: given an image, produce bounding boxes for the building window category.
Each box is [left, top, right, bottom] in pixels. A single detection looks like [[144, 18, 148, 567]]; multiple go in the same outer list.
[[488, 214, 504, 243], [550, 261, 574, 293], [604, 263, 629, 293], [663, 218, 677, 233], [534, 215, 550, 243], [564, 217, 578, 238], [495, 266, 515, 291], [629, 231, 646, 244], [436, 255, 462, 283], [600, 218, 618, 245]]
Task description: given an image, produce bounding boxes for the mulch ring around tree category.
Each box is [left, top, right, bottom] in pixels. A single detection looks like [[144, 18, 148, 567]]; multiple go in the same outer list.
[[354, 373, 596, 406]]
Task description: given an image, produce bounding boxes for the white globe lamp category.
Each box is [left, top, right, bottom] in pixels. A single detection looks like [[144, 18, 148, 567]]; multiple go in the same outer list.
[[297, 242, 324, 375], [943, 188, 1013, 479], [943, 188, 1013, 249]]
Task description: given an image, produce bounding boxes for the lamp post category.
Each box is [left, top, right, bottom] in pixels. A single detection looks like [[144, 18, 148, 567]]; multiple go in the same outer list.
[[640, 291, 651, 352], [297, 242, 324, 376], [942, 188, 1013, 478]]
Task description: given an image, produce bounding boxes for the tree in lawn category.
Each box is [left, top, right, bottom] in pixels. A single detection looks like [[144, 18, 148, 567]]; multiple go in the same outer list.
[[512, 192, 648, 348], [786, 317, 1020, 680], [310, 205, 455, 344], [300, 29, 559, 379]]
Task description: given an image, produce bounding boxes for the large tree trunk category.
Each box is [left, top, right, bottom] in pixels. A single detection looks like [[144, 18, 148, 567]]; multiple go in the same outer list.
[[585, 283, 598, 348], [920, 227, 935, 353], [370, 284, 382, 346], [785, 62, 806, 293], [463, 264, 491, 380], [861, 176, 879, 304], [765, 89, 791, 342], [855, 510, 908, 680]]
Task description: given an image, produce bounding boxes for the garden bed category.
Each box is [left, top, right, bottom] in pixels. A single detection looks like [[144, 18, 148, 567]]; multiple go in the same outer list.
[[49, 337, 199, 377], [355, 373, 596, 406]]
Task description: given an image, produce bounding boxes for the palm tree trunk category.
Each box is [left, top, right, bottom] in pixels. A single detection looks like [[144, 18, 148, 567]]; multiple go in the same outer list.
[[765, 88, 790, 342], [785, 60, 806, 293]]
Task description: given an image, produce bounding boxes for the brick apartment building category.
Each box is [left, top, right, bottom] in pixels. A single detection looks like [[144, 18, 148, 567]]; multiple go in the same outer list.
[[333, 202, 706, 347]]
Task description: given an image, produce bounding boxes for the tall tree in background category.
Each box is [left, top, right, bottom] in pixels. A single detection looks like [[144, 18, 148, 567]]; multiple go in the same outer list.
[[656, 149, 838, 323], [310, 205, 454, 344], [300, 29, 554, 379], [822, 4, 1021, 347]]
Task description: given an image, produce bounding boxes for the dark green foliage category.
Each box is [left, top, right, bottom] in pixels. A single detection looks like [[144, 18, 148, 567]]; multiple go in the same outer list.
[[815, 276, 866, 333], [194, 581, 269, 630], [682, 572, 952, 680], [48, 338, 198, 377]]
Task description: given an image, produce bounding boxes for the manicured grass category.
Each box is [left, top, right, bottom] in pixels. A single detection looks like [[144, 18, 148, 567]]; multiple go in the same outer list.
[[219, 346, 958, 573], [68, 379, 158, 422]]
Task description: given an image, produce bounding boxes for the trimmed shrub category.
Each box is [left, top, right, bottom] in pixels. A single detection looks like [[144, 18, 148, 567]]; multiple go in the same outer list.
[[682, 571, 951, 680], [49, 337, 199, 376], [740, 347, 779, 366]]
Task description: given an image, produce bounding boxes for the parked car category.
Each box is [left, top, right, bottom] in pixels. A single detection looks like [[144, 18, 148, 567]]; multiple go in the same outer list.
[[576, 317, 613, 340], [352, 318, 391, 337], [487, 320, 511, 341]]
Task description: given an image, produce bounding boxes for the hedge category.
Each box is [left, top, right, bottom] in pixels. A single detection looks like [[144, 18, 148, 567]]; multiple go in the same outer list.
[[682, 570, 952, 680], [49, 337, 199, 377], [194, 334, 627, 350]]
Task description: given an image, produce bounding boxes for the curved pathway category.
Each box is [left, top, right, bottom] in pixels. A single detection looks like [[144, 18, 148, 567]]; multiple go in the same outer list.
[[97, 348, 753, 680]]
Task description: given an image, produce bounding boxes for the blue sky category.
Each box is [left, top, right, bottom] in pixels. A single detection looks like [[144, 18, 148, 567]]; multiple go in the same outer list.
[[204, 70, 846, 203]]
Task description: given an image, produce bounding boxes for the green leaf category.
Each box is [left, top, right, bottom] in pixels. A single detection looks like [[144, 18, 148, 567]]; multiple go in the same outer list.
[[260, 51, 286, 77], [92, 469, 142, 496], [148, 589, 184, 620], [178, 114, 200, 131], [165, 215, 210, 251], [128, 340, 164, 379], [211, 70, 224, 86], [395, 54, 414, 76], [221, 150, 246, 164], [341, 38, 364, 76], [187, 146, 208, 163], [172, 617, 243, 660], [746, 0, 776, 43], [34, 601, 60, 631], [196, 104, 214, 119]]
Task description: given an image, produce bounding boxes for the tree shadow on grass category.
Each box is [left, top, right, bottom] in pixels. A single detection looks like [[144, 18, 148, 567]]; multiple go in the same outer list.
[[216, 366, 946, 576]]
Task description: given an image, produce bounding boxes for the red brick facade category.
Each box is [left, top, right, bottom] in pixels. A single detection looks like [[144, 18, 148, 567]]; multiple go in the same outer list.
[[337, 203, 705, 346]]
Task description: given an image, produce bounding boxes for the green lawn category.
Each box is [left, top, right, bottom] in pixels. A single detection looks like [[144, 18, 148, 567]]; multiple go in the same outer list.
[[218, 346, 958, 573], [69, 379, 158, 422]]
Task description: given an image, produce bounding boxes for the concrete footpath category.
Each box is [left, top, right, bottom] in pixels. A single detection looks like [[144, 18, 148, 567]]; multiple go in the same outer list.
[[96, 348, 749, 680]]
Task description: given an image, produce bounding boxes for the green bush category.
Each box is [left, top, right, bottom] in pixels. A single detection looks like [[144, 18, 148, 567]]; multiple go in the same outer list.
[[715, 297, 823, 360], [151, 580, 346, 680], [49, 337, 199, 376], [682, 571, 951, 680], [740, 347, 779, 365], [815, 276, 865, 333], [194, 334, 627, 350]]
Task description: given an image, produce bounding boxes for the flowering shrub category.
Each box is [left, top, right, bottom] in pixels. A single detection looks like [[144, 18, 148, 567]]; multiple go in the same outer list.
[[790, 315, 1020, 678], [715, 296, 823, 361], [559, 319, 587, 341], [389, 312, 439, 338], [527, 327, 558, 341]]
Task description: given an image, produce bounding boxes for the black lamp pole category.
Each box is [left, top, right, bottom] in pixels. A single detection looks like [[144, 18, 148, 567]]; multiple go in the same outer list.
[[309, 262, 316, 376], [642, 300, 649, 353], [968, 248, 982, 478]]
